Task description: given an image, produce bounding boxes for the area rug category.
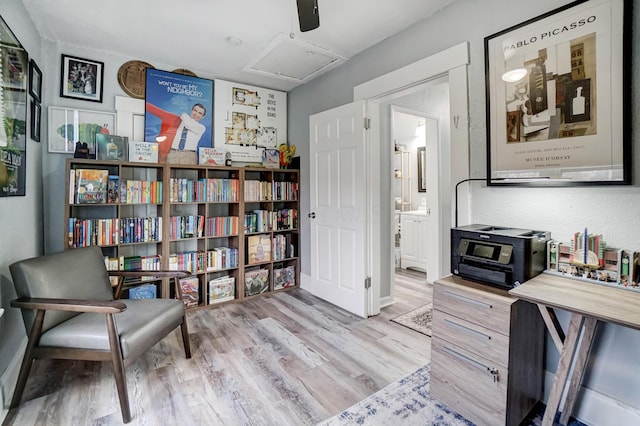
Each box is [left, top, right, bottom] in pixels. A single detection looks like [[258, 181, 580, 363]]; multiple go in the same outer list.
[[318, 364, 587, 426], [391, 303, 432, 336]]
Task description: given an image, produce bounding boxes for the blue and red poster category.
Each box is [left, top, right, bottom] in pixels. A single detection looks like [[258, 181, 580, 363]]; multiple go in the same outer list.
[[144, 69, 213, 163]]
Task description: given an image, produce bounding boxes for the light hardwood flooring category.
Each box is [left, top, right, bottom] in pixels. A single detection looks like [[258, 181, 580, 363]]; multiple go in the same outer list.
[[3, 269, 431, 426]]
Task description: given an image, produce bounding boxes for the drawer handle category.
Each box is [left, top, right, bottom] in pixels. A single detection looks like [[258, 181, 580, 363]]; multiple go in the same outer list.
[[444, 318, 491, 340], [444, 291, 492, 309], [442, 346, 500, 382]]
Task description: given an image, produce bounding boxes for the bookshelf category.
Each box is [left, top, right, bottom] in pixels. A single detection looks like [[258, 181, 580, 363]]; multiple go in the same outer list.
[[65, 159, 300, 309]]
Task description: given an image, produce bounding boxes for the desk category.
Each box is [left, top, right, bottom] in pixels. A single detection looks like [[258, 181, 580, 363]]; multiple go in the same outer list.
[[509, 272, 640, 426]]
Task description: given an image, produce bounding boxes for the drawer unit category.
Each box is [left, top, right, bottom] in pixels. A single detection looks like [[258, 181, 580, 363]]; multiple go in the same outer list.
[[431, 275, 544, 426]]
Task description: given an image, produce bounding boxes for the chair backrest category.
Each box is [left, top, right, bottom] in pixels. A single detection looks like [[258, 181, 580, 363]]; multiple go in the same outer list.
[[9, 246, 114, 333]]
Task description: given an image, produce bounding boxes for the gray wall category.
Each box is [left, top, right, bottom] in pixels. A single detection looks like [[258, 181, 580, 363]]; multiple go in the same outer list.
[[0, 0, 42, 415], [288, 0, 640, 421]]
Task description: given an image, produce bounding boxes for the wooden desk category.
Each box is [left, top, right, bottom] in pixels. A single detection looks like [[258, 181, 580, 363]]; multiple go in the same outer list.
[[509, 272, 640, 426]]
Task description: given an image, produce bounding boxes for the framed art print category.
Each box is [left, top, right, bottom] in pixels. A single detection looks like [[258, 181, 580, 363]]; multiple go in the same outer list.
[[48, 106, 115, 154], [484, 0, 631, 186], [60, 54, 104, 102], [30, 101, 41, 142], [29, 59, 42, 102], [0, 15, 28, 197]]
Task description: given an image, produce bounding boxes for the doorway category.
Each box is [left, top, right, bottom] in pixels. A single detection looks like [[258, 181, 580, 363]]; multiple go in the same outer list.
[[353, 42, 470, 313]]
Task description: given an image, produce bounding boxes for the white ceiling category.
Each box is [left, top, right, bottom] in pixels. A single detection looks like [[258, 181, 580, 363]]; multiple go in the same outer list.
[[20, 0, 458, 91]]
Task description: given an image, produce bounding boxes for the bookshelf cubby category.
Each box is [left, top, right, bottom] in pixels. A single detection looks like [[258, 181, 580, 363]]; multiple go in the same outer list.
[[65, 159, 300, 309]]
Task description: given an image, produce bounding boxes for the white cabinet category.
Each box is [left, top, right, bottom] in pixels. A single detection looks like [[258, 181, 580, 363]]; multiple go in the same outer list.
[[400, 211, 428, 271]]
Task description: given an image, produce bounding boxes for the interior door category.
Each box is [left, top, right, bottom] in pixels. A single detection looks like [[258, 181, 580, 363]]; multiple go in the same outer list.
[[305, 100, 369, 318]]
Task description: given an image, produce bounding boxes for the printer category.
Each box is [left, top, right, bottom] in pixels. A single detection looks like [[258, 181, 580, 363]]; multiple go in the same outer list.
[[451, 224, 550, 288]]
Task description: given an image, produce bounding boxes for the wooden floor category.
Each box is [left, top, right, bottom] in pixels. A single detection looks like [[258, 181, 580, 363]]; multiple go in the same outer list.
[[3, 269, 431, 426]]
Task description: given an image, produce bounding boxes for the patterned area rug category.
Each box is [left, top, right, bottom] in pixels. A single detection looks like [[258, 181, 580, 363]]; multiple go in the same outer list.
[[391, 303, 432, 336], [318, 364, 587, 426]]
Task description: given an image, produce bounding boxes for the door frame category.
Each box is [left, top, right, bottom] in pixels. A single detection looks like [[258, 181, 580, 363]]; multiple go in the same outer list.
[[354, 42, 470, 313]]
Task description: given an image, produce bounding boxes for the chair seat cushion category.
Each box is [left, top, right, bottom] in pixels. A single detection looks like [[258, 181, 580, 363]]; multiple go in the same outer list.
[[39, 299, 185, 359]]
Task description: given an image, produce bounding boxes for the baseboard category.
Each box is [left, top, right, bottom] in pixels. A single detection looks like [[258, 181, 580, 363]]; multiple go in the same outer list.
[[544, 370, 640, 425], [0, 336, 27, 424], [380, 295, 394, 308]]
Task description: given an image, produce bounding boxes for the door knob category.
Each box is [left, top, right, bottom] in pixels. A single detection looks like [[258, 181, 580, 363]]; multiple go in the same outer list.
[[308, 212, 316, 218]]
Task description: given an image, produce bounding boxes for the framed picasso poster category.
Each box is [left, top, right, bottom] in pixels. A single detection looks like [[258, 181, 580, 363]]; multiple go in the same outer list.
[[484, 0, 631, 186]]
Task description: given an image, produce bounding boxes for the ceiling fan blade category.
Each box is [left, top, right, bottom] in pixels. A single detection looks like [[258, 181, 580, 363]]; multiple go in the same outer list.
[[296, 0, 319, 32]]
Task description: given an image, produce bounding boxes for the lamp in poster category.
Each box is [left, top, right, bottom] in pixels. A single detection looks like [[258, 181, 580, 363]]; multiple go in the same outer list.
[[214, 79, 287, 163], [144, 69, 213, 163], [0, 16, 28, 197]]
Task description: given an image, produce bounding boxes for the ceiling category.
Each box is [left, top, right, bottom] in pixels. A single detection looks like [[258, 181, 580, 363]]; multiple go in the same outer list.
[[20, 0, 458, 92]]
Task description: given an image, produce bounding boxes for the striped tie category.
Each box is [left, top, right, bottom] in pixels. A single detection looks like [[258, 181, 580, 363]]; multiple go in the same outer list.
[[178, 127, 189, 150]]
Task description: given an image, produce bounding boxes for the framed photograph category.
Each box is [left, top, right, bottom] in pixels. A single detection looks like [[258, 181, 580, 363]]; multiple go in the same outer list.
[[28, 59, 42, 102], [95, 134, 127, 160], [48, 106, 115, 154], [60, 54, 104, 102], [30, 101, 41, 142], [484, 0, 631, 186], [0, 15, 28, 197]]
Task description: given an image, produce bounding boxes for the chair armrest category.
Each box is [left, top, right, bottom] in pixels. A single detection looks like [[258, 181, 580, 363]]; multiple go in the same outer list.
[[108, 270, 191, 279], [11, 297, 127, 314]]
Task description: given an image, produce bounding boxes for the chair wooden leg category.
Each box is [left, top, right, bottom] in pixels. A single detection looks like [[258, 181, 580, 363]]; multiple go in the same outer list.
[[180, 317, 192, 358], [10, 310, 46, 408], [106, 313, 131, 423]]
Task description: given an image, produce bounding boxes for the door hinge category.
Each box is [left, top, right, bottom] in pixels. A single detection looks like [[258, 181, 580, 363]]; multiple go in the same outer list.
[[365, 277, 371, 289], [364, 117, 370, 129]]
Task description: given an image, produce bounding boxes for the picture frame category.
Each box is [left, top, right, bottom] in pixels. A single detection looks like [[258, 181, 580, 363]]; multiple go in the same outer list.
[[48, 106, 115, 154], [484, 0, 631, 186], [0, 15, 28, 197], [417, 146, 426, 192], [28, 59, 42, 102], [30, 101, 41, 142], [60, 54, 104, 103]]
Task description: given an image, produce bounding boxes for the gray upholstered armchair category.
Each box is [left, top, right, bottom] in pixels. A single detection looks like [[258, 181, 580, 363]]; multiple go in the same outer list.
[[9, 246, 192, 423]]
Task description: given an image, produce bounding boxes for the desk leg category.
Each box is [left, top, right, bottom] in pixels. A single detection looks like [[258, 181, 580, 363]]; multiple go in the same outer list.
[[542, 313, 585, 426], [559, 317, 598, 425]]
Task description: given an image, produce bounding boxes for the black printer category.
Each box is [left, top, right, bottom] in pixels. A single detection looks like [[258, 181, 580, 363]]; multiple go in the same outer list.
[[451, 224, 550, 288]]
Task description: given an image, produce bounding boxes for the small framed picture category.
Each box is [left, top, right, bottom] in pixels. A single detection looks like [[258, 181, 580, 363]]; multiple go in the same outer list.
[[48, 106, 115, 154], [28, 59, 42, 102], [30, 101, 41, 142], [95, 134, 128, 160], [60, 54, 104, 103]]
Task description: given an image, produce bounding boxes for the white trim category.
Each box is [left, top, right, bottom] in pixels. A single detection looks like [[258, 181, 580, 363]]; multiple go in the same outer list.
[[354, 42, 469, 101]]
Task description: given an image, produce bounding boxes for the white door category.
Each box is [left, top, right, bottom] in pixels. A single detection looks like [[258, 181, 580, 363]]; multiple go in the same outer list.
[[305, 100, 369, 318]]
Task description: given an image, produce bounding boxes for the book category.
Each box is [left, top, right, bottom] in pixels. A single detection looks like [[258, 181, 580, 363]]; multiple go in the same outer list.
[[262, 149, 279, 169], [208, 276, 235, 304], [75, 169, 108, 204], [244, 268, 269, 296], [68, 169, 76, 204], [128, 140, 159, 163], [107, 175, 119, 203], [180, 276, 200, 308], [198, 147, 226, 166], [96, 134, 128, 160], [273, 265, 296, 290], [247, 234, 271, 264], [128, 284, 157, 299]]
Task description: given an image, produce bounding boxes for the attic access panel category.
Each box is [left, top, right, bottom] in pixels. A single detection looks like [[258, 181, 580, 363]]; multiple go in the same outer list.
[[243, 34, 347, 83]]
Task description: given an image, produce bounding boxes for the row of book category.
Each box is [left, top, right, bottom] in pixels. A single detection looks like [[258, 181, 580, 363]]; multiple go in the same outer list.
[[244, 180, 300, 202], [168, 177, 239, 203], [205, 216, 239, 237], [104, 254, 162, 286], [168, 247, 239, 273], [244, 209, 298, 233], [70, 169, 163, 205], [69, 216, 162, 247], [273, 234, 296, 261], [247, 234, 297, 264], [169, 215, 204, 240], [272, 181, 299, 201]]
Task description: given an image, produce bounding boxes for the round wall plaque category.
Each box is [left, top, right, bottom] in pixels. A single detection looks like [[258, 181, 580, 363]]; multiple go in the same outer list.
[[117, 60, 155, 99], [171, 68, 198, 77]]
